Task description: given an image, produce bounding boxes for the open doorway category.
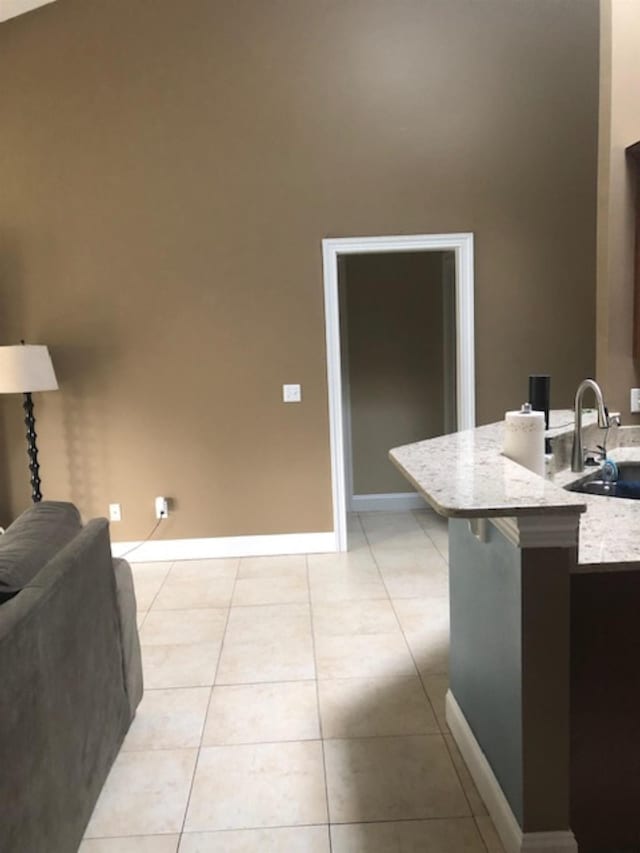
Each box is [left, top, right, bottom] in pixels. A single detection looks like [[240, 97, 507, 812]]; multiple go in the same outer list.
[[340, 249, 457, 513], [322, 233, 475, 551]]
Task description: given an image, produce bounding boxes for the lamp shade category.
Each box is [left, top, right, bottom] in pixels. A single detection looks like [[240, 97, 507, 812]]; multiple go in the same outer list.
[[0, 345, 58, 393]]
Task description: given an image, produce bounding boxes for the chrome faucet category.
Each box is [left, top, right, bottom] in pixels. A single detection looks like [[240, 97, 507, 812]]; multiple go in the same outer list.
[[571, 379, 610, 472]]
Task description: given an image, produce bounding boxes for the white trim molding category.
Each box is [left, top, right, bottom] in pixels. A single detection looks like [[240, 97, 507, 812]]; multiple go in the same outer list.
[[112, 531, 337, 563], [350, 492, 428, 512], [322, 232, 475, 551], [490, 515, 580, 549], [446, 690, 577, 853]]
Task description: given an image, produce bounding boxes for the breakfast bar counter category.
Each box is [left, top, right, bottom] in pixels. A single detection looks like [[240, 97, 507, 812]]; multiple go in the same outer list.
[[390, 411, 640, 853], [390, 416, 587, 519], [391, 410, 640, 569]]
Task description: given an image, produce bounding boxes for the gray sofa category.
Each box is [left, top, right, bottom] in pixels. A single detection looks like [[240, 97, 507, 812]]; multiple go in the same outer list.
[[0, 501, 143, 853]]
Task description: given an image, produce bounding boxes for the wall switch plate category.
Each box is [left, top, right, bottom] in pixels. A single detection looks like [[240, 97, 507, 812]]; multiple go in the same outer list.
[[155, 496, 169, 519], [283, 383, 302, 403], [631, 388, 640, 414], [109, 503, 121, 522]]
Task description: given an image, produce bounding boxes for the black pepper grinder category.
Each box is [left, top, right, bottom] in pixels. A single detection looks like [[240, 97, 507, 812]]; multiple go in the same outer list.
[[529, 374, 551, 454]]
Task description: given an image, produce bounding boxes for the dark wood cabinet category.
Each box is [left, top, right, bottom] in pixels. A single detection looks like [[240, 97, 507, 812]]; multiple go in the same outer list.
[[626, 140, 640, 360]]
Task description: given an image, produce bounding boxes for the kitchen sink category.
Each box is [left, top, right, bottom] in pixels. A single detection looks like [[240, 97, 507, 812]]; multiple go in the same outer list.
[[566, 462, 640, 500]]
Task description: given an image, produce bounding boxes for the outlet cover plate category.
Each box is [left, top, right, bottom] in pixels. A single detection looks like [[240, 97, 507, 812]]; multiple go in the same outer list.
[[109, 503, 121, 522], [631, 388, 640, 414]]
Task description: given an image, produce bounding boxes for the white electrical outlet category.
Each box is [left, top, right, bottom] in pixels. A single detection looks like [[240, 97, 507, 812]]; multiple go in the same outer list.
[[155, 496, 169, 519], [631, 388, 640, 414], [282, 383, 302, 403], [109, 503, 121, 522]]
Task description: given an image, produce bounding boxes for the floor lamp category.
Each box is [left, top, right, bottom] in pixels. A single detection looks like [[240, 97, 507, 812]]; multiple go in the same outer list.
[[0, 343, 59, 503]]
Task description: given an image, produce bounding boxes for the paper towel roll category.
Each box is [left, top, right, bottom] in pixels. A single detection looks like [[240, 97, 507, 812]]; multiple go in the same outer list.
[[503, 404, 545, 477]]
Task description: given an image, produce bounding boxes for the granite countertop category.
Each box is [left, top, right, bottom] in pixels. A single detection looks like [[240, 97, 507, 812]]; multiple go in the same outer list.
[[551, 445, 640, 569], [389, 412, 589, 519], [390, 411, 640, 570]]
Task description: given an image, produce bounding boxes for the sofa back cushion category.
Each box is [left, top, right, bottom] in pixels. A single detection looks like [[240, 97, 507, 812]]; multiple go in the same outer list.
[[0, 501, 82, 603]]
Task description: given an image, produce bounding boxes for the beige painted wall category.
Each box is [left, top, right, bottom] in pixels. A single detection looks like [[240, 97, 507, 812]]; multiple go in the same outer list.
[[597, 0, 640, 420], [0, 0, 598, 538], [344, 251, 448, 495]]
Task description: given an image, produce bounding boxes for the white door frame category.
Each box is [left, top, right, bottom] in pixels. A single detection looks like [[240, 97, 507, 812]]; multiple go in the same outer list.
[[322, 232, 476, 551]]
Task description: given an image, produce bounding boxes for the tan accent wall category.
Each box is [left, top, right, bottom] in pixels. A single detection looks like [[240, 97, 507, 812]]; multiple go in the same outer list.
[[343, 251, 448, 495], [597, 0, 640, 420], [0, 0, 598, 538]]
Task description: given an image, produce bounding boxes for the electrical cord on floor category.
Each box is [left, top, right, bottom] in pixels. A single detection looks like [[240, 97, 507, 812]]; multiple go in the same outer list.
[[117, 513, 166, 559]]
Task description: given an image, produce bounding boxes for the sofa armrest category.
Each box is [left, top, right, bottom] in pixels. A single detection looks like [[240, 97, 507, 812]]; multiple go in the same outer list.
[[112, 557, 144, 720]]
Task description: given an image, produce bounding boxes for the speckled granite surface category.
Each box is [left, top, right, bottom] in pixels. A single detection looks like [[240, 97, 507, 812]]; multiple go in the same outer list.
[[389, 412, 589, 520], [551, 444, 640, 570], [390, 410, 640, 570]]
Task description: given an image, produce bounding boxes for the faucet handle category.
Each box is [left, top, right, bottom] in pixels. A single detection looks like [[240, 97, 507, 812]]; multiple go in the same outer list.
[[603, 406, 622, 428]]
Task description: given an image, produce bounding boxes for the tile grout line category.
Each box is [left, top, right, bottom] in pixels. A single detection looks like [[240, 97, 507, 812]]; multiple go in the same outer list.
[[176, 556, 242, 845], [367, 520, 449, 734], [167, 676, 317, 689], [361, 516, 438, 701], [181, 598, 312, 610], [85, 813, 493, 843], [361, 513, 476, 821], [355, 515, 447, 714], [473, 815, 495, 853], [306, 551, 333, 852], [141, 676, 316, 690], [135, 560, 176, 630], [396, 514, 490, 842], [411, 508, 450, 553], [441, 735, 485, 830], [118, 731, 451, 755]]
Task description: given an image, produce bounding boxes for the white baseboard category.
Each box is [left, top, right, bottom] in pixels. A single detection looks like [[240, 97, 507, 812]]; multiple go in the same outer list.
[[350, 492, 428, 512], [112, 531, 338, 563], [445, 690, 577, 853]]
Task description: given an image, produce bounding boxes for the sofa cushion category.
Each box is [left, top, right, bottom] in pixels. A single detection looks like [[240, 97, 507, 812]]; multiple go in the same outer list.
[[0, 501, 82, 603]]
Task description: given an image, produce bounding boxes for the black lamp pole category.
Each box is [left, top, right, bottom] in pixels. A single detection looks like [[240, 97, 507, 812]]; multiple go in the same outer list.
[[0, 341, 57, 502], [22, 392, 42, 503]]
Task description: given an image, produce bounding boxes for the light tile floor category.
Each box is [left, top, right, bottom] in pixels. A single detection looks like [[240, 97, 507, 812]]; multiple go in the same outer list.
[[81, 510, 506, 853]]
